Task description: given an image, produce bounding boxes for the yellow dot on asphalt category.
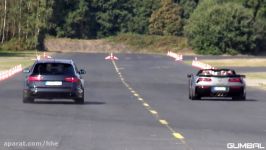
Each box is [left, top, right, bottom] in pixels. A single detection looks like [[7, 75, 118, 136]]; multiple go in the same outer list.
[[150, 110, 158, 114], [172, 133, 184, 139], [138, 98, 143, 101], [143, 103, 150, 107], [134, 93, 139, 97], [159, 120, 168, 125], [131, 91, 136, 94]]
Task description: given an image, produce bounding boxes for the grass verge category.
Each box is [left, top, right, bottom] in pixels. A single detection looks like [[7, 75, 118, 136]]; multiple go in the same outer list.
[[245, 72, 266, 79], [107, 33, 192, 54], [201, 59, 266, 67], [0, 50, 39, 71], [244, 73, 266, 90]]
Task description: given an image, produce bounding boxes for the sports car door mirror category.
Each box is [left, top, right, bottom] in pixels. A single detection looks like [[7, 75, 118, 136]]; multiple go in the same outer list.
[[79, 69, 86, 75]]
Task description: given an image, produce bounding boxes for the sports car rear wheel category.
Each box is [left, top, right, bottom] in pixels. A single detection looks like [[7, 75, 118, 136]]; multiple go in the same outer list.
[[191, 96, 201, 100], [232, 95, 246, 101], [188, 90, 192, 99], [191, 92, 201, 100]]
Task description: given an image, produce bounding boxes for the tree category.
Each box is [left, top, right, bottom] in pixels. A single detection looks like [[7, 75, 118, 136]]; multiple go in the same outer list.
[[149, 0, 184, 36], [35, 0, 54, 50], [128, 0, 160, 34], [175, 0, 199, 19], [92, 0, 133, 37], [243, 0, 266, 53], [254, 3, 266, 53], [1, 0, 7, 43], [184, 0, 256, 54], [50, 0, 95, 39], [0, 0, 54, 50]]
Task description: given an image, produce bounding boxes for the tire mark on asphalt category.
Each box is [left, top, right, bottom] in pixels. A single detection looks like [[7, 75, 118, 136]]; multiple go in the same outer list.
[[111, 60, 193, 150]]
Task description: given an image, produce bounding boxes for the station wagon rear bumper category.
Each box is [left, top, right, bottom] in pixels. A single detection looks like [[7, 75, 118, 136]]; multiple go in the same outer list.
[[23, 87, 84, 99]]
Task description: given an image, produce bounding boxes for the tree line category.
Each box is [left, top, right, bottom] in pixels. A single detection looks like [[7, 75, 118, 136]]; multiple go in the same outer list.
[[0, 0, 265, 54], [0, 0, 53, 50]]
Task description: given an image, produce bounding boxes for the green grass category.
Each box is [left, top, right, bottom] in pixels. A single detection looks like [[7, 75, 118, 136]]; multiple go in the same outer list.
[[184, 61, 192, 65], [107, 33, 190, 54], [0, 50, 37, 71], [184, 58, 266, 68], [245, 73, 266, 90], [0, 60, 34, 70], [201, 59, 266, 67], [245, 72, 266, 79], [0, 50, 37, 57]]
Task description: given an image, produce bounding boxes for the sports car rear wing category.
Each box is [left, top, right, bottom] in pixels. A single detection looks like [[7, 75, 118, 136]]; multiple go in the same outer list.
[[187, 74, 245, 78], [197, 74, 245, 78]]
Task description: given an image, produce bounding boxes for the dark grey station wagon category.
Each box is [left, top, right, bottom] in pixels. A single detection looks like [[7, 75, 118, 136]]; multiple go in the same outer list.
[[23, 59, 86, 104]]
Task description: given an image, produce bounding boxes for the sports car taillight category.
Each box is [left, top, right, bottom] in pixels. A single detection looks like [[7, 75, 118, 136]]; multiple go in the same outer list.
[[28, 75, 42, 82], [197, 78, 212, 83], [64, 77, 79, 83], [228, 78, 242, 83]]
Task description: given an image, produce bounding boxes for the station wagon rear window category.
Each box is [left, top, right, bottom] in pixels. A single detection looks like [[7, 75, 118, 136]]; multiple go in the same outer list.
[[32, 63, 75, 76]]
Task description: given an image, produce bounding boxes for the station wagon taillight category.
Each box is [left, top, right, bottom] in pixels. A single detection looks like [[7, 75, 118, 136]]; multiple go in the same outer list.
[[28, 75, 42, 82], [64, 77, 79, 83], [228, 78, 242, 83], [197, 78, 212, 83]]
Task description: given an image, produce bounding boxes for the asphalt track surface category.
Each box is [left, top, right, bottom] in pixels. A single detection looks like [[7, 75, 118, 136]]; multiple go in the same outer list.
[[0, 53, 265, 150]]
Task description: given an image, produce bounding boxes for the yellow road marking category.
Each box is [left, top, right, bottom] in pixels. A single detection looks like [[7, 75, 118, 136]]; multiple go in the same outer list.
[[138, 98, 143, 101], [143, 103, 150, 107], [131, 91, 136, 94], [159, 120, 168, 125], [134, 93, 139, 97], [173, 132, 184, 139], [149, 110, 158, 114], [111, 60, 191, 149]]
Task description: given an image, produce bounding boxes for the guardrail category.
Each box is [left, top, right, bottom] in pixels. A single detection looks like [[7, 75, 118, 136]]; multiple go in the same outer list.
[[192, 57, 216, 69], [167, 51, 183, 61], [0, 64, 23, 81]]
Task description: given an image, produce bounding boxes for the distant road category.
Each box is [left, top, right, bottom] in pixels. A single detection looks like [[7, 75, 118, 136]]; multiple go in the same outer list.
[[0, 53, 265, 150]]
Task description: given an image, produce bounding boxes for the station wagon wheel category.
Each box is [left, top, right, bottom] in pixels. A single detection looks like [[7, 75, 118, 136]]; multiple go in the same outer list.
[[75, 98, 84, 104], [74, 92, 84, 104], [23, 96, 34, 103]]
